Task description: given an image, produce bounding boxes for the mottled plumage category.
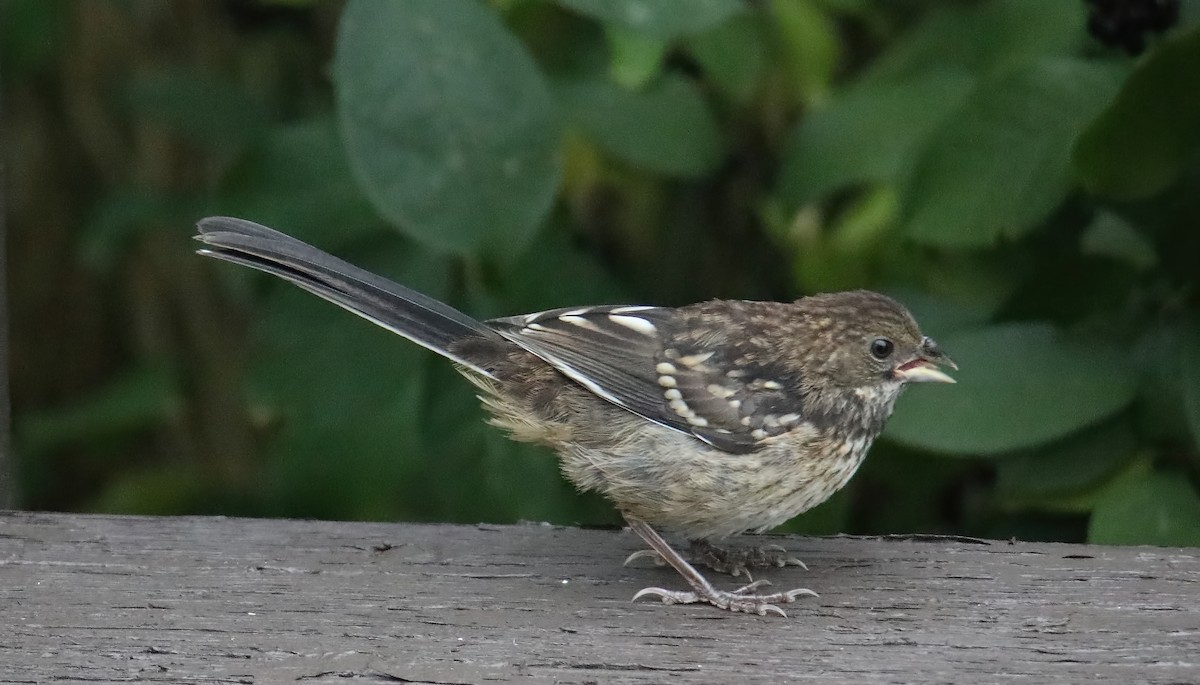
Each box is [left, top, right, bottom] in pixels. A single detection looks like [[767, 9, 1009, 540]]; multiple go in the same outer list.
[[195, 217, 956, 616]]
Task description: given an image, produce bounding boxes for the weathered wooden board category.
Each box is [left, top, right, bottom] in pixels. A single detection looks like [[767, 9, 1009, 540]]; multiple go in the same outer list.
[[0, 512, 1197, 684]]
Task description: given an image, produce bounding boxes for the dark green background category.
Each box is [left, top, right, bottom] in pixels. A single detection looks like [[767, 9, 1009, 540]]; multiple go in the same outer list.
[[6, 0, 1200, 546]]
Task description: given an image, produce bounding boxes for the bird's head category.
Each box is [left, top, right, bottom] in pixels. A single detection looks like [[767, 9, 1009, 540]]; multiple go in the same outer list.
[[789, 291, 957, 396]]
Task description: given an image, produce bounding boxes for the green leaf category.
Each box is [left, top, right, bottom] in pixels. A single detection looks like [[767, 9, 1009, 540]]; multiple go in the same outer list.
[[1, 0, 68, 78], [1080, 211, 1158, 271], [777, 68, 974, 207], [887, 289, 993, 338], [885, 323, 1137, 455], [1132, 323, 1193, 443], [605, 25, 667, 89], [90, 465, 215, 516], [1182, 324, 1200, 450], [995, 420, 1139, 505], [866, 0, 1086, 83], [218, 118, 384, 249], [123, 68, 269, 149], [333, 0, 560, 258], [1089, 471, 1200, 546], [1074, 27, 1200, 200], [250, 237, 455, 519], [790, 186, 898, 292], [80, 190, 208, 272], [16, 365, 180, 457], [769, 0, 840, 104], [555, 74, 723, 177], [903, 59, 1125, 247], [685, 13, 766, 103], [557, 0, 743, 40]]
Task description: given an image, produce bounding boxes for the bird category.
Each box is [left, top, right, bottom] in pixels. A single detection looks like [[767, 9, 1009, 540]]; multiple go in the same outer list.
[[194, 216, 957, 616]]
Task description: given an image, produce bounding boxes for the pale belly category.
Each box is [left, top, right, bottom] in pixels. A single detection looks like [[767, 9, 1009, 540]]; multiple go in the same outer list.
[[558, 423, 873, 540]]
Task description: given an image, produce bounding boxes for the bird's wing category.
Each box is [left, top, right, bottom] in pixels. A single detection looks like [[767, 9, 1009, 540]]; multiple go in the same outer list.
[[488, 305, 809, 454]]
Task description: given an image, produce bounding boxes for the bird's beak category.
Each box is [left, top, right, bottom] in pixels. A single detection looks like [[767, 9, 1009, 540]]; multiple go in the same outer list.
[[894, 358, 956, 384], [894, 338, 957, 384]]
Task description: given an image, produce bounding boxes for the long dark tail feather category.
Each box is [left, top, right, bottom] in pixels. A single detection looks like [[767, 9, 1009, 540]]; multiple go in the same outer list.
[[194, 216, 501, 377]]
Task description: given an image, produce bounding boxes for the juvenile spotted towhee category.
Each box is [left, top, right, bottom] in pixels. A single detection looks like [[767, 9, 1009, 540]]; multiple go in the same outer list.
[[195, 216, 956, 616]]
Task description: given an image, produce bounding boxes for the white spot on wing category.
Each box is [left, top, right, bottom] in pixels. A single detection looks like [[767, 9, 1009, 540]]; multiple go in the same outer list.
[[658, 375, 677, 388], [559, 315, 599, 331], [706, 384, 735, 398], [611, 305, 655, 314], [608, 314, 657, 335], [669, 399, 693, 417], [664, 389, 682, 401], [655, 362, 677, 375], [678, 351, 714, 367]]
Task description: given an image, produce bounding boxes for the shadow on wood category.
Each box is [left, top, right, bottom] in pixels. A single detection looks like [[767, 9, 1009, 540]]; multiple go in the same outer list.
[[1, 512, 1197, 683]]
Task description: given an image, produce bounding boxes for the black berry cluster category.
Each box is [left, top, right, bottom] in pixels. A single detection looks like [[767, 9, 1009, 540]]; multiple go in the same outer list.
[[1086, 0, 1180, 55]]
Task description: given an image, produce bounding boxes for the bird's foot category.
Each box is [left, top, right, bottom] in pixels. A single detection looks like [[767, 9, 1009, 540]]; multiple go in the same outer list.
[[623, 516, 818, 617], [689, 539, 808, 578], [633, 579, 818, 617]]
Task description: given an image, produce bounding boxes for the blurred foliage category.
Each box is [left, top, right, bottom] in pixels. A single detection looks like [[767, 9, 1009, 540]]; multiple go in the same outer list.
[[5, 0, 1200, 547]]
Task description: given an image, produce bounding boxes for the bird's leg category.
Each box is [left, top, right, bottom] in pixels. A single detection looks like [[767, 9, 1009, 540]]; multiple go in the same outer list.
[[623, 515, 817, 617], [688, 539, 807, 578]]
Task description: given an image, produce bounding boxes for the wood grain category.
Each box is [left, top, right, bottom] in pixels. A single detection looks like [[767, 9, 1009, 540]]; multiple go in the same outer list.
[[1, 512, 1197, 684]]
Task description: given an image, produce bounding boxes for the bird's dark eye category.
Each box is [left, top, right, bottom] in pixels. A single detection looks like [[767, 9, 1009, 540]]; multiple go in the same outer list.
[[870, 337, 894, 360]]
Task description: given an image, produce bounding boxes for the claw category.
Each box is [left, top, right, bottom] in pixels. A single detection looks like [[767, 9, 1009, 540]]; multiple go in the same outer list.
[[633, 587, 696, 605], [760, 604, 787, 618], [759, 544, 809, 570], [631, 581, 815, 616], [623, 549, 665, 567]]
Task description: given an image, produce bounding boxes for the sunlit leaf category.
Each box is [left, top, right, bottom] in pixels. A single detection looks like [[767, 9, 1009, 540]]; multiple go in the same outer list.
[[333, 0, 560, 257], [769, 0, 839, 104], [557, 0, 743, 40], [1074, 26, 1200, 200], [886, 323, 1137, 454], [605, 25, 666, 89]]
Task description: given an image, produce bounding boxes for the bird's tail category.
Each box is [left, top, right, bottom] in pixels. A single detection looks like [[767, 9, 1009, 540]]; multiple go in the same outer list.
[[194, 216, 502, 376]]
